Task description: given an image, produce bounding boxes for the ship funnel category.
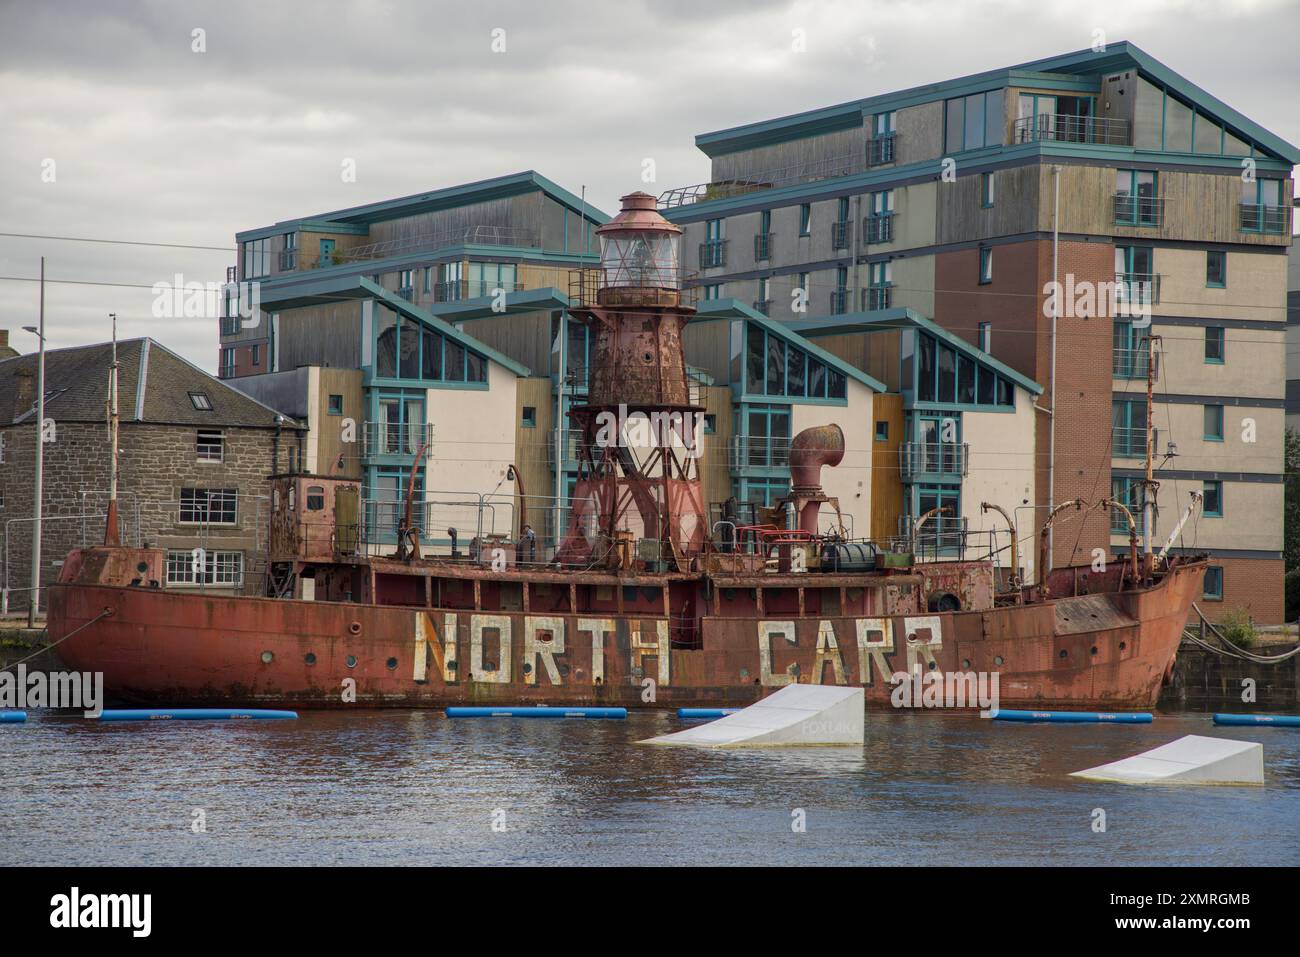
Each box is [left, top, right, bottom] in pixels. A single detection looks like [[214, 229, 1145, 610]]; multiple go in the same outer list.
[[787, 424, 845, 535]]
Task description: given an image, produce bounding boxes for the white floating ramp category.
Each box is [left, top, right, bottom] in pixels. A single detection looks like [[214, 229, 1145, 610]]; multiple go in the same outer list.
[[1070, 734, 1264, 786], [641, 685, 864, 748]]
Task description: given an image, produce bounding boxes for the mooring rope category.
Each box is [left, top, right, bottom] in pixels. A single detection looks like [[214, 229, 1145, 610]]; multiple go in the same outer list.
[[0, 608, 113, 673], [1182, 603, 1300, 664]]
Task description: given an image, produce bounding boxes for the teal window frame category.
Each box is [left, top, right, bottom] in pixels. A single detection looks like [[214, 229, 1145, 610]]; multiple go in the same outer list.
[[1202, 480, 1223, 517], [912, 330, 1013, 409], [1203, 404, 1224, 442], [1204, 326, 1225, 364], [978, 247, 992, 284], [742, 321, 846, 402], [978, 322, 991, 352], [327, 394, 343, 416], [875, 420, 889, 441], [521, 406, 536, 428], [980, 172, 995, 208], [1203, 566, 1223, 601], [1113, 321, 1150, 379], [944, 89, 1004, 152], [372, 304, 489, 386], [1206, 250, 1227, 288], [798, 204, 811, 236], [1110, 477, 1145, 535], [1114, 169, 1159, 226]]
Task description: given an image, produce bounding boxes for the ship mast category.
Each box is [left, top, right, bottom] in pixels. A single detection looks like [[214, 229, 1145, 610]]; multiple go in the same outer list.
[[1140, 332, 1159, 581], [104, 312, 121, 546]]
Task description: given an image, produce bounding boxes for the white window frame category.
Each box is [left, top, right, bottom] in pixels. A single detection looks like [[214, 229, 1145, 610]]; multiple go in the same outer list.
[[196, 430, 224, 463], [166, 549, 244, 586]]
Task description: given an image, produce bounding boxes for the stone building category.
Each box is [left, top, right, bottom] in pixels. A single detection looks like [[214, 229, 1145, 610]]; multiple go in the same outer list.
[[0, 338, 301, 613]]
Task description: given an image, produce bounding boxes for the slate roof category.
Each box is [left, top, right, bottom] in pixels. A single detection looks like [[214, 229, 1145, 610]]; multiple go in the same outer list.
[[0, 338, 296, 429]]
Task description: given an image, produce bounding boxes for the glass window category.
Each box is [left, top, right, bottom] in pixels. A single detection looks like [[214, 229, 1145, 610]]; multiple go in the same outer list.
[[306, 486, 325, 511], [799, 204, 811, 236], [786, 347, 806, 398], [996, 376, 1013, 407], [1205, 327, 1225, 363], [945, 97, 964, 151], [766, 333, 784, 395], [1204, 404, 1224, 441], [1206, 251, 1226, 288], [1203, 566, 1223, 600], [398, 317, 420, 379], [328, 394, 343, 415], [421, 327, 442, 379], [1164, 96, 1193, 151], [746, 323, 765, 394], [957, 355, 975, 404], [1203, 480, 1223, 517], [196, 430, 223, 462], [937, 345, 956, 403], [1193, 114, 1222, 154], [828, 369, 846, 400], [981, 172, 995, 207], [522, 407, 536, 428], [917, 334, 936, 402], [978, 322, 991, 352], [465, 349, 486, 383], [445, 339, 466, 381], [979, 247, 992, 283], [375, 307, 397, 377], [963, 93, 984, 151], [875, 421, 889, 441], [808, 359, 826, 399]]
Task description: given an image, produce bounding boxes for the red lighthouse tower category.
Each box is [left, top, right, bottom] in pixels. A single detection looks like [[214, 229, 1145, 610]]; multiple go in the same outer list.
[[556, 192, 706, 571]]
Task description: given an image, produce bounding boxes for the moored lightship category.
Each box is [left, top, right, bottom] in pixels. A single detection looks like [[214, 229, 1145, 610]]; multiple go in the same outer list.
[[48, 193, 1207, 711]]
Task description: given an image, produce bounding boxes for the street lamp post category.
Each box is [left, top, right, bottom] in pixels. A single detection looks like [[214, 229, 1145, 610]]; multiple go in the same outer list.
[[23, 257, 46, 628]]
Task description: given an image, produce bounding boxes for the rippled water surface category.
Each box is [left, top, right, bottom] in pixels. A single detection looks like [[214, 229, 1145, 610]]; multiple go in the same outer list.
[[3, 711, 1297, 865]]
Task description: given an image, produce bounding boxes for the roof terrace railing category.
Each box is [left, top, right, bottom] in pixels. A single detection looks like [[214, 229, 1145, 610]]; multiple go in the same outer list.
[[1012, 114, 1130, 146], [328, 225, 541, 266], [658, 152, 866, 210]]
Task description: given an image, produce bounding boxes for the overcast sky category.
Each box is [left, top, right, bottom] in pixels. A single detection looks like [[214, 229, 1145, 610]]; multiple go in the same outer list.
[[1, 0, 1297, 372]]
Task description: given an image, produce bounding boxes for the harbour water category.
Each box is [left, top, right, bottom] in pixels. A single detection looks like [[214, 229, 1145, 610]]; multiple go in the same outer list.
[[2, 711, 1297, 866]]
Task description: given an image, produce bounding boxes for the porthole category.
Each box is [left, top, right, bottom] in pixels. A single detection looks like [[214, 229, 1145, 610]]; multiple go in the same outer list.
[[1059, 649, 1069, 659], [1118, 641, 1127, 651], [260, 651, 274, 664], [961, 658, 971, 670], [304, 653, 317, 665], [927, 660, 936, 671], [346, 655, 358, 668], [348, 621, 362, 636], [386, 657, 398, 670], [1090, 646, 1099, 656], [994, 655, 1004, 666]]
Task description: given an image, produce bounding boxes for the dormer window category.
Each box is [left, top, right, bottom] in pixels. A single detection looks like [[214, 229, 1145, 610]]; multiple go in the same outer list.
[[189, 392, 213, 411]]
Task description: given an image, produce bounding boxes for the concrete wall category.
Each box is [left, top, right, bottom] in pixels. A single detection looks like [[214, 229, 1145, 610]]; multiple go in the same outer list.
[[961, 387, 1038, 578]]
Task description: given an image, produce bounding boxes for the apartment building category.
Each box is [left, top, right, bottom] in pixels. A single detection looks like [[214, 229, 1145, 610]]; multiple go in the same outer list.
[[223, 171, 609, 550], [1287, 244, 1300, 433], [661, 42, 1296, 622], [0, 339, 300, 611]]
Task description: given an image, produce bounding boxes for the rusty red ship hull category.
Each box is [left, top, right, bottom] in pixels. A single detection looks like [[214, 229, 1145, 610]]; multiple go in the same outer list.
[[47, 553, 1204, 712]]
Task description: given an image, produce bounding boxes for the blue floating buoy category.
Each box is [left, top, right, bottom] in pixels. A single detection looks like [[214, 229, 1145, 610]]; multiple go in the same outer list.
[[445, 706, 627, 719], [992, 709, 1152, 724], [0, 711, 28, 723], [1213, 713, 1300, 728], [676, 708, 739, 719], [95, 709, 298, 721]]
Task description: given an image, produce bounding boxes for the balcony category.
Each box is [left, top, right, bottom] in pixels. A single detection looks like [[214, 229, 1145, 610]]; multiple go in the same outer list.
[[362, 422, 435, 458], [1012, 114, 1130, 146], [863, 213, 894, 244], [549, 428, 591, 472], [829, 288, 849, 315], [1115, 273, 1161, 306], [1112, 347, 1157, 380], [867, 132, 897, 166], [754, 232, 773, 261], [1113, 193, 1164, 228], [831, 220, 852, 250], [433, 279, 525, 303], [699, 239, 727, 269], [752, 299, 772, 316], [1239, 203, 1290, 235], [900, 442, 969, 482], [1112, 426, 1157, 459], [730, 435, 792, 470], [863, 285, 892, 311]]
